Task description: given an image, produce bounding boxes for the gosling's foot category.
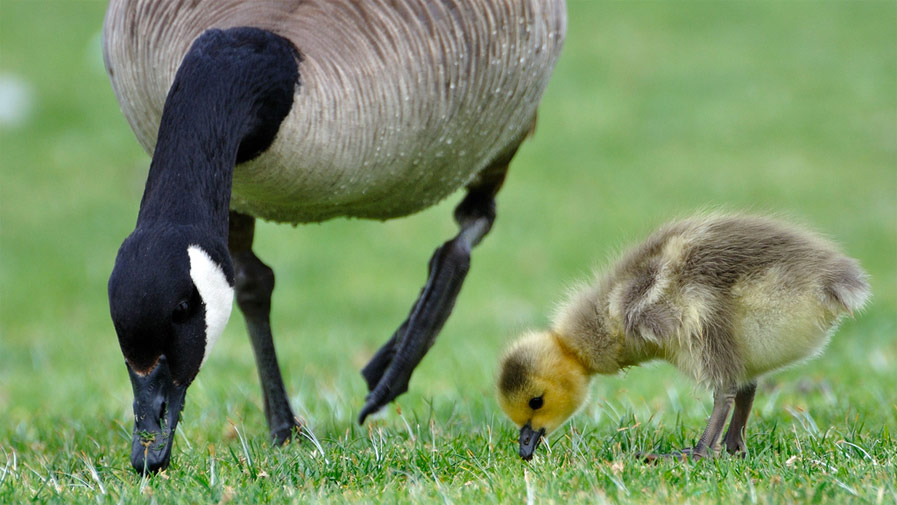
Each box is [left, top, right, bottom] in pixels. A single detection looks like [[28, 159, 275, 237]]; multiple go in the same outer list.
[[639, 447, 708, 463]]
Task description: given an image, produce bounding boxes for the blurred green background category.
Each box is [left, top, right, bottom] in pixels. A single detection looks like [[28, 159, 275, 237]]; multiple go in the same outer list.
[[1, 0, 895, 497]]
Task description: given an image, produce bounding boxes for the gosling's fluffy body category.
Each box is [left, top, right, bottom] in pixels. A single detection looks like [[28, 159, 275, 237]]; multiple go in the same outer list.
[[498, 214, 870, 448], [556, 214, 870, 388]]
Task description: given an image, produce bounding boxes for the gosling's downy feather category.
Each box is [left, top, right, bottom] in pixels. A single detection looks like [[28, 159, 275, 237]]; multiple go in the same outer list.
[[498, 213, 870, 447], [553, 214, 870, 388]]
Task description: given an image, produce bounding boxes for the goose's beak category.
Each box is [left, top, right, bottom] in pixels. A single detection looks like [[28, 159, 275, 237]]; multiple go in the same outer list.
[[126, 356, 187, 474], [518, 423, 545, 460]]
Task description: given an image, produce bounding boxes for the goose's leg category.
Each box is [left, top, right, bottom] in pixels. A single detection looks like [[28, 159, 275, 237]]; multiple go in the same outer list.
[[722, 381, 757, 455], [228, 211, 301, 444], [358, 165, 508, 423]]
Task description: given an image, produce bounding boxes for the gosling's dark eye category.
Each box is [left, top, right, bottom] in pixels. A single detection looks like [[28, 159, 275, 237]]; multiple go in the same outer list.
[[529, 396, 544, 410], [172, 299, 191, 324]]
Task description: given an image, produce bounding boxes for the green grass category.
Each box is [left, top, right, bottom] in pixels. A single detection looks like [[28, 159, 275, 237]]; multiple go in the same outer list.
[[1, 1, 895, 503]]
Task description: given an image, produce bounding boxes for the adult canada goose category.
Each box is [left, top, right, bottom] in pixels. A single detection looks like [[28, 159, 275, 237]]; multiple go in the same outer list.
[[497, 214, 870, 460], [103, 0, 566, 473]]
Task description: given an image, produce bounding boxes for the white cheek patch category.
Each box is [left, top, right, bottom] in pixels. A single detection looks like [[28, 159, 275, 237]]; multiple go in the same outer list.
[[188, 245, 234, 367]]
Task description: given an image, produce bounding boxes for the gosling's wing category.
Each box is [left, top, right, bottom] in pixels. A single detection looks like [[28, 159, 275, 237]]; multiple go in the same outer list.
[[610, 252, 680, 344], [623, 298, 677, 343]]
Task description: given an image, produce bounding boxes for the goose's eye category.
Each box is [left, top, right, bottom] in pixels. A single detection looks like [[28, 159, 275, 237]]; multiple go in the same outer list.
[[172, 287, 201, 324], [529, 396, 544, 410], [172, 300, 191, 324]]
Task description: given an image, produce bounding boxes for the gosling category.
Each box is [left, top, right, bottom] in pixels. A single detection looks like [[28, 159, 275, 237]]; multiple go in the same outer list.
[[497, 214, 870, 460]]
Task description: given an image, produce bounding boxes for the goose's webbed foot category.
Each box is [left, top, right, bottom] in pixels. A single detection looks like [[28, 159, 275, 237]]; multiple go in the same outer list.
[[358, 236, 473, 422], [358, 168, 507, 423], [269, 418, 302, 446]]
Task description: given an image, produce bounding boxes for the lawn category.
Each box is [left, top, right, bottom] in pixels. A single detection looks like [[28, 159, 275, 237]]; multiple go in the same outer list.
[[1, 1, 895, 503]]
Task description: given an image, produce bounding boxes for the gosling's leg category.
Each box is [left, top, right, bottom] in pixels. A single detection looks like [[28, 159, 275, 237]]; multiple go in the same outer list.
[[642, 385, 737, 462], [358, 166, 508, 423], [228, 211, 301, 444], [690, 386, 738, 458], [721, 381, 757, 455]]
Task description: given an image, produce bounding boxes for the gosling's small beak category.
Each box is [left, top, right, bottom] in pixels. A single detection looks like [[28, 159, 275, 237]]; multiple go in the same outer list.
[[518, 423, 545, 460], [127, 356, 187, 474]]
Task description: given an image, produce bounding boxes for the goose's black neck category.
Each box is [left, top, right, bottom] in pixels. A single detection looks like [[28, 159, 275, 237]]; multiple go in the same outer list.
[[136, 27, 299, 238]]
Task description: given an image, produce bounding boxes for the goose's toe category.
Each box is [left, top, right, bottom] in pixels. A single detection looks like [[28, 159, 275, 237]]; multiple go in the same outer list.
[[270, 421, 302, 446]]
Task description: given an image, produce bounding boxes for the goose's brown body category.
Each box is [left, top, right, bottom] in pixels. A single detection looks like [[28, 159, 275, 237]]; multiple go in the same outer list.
[[103, 0, 566, 223]]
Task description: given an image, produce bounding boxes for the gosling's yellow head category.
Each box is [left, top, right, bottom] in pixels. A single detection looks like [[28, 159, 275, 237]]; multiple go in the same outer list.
[[497, 331, 589, 460]]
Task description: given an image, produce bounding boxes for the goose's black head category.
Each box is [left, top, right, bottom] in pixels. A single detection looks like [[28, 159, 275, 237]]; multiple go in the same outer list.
[[109, 225, 233, 474]]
